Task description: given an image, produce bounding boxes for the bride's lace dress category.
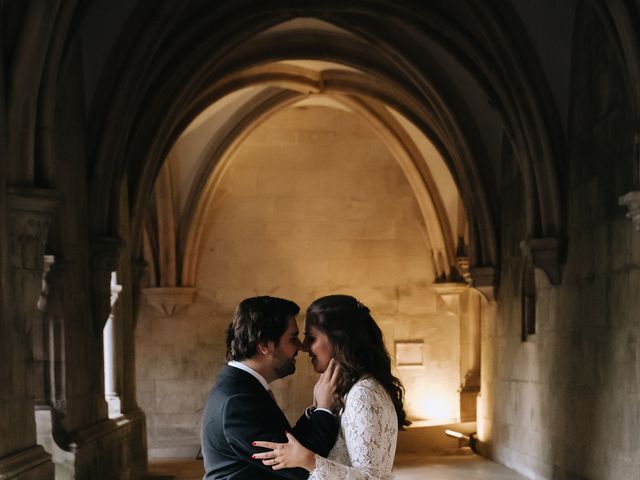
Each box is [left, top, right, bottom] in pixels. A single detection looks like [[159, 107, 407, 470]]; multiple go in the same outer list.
[[309, 377, 398, 480]]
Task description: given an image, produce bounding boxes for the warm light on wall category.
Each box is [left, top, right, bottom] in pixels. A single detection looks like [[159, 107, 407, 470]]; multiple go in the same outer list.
[[405, 384, 458, 423]]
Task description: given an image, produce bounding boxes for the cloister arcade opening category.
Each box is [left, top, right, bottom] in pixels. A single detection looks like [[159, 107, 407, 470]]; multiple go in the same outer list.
[[134, 58, 487, 454]]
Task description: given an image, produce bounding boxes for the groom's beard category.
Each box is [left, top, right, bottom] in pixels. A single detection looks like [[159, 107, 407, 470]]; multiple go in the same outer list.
[[273, 351, 296, 378]]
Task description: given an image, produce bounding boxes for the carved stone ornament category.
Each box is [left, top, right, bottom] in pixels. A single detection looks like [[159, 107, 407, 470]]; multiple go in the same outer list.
[[90, 237, 123, 336], [7, 188, 60, 266], [468, 266, 497, 301], [434, 282, 469, 315], [519, 236, 565, 285], [142, 287, 197, 317], [619, 191, 640, 231], [7, 187, 60, 333]]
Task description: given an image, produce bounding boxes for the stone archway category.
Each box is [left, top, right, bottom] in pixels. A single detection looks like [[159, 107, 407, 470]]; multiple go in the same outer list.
[[135, 98, 487, 456]]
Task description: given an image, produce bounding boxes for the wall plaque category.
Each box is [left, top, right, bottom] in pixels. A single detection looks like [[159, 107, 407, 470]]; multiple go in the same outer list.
[[395, 340, 424, 367]]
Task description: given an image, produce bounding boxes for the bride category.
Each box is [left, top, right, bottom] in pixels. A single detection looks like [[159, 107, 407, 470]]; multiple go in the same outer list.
[[253, 295, 410, 479]]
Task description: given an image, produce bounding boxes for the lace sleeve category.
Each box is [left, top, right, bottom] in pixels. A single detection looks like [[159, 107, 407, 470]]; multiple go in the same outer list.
[[308, 379, 398, 480]]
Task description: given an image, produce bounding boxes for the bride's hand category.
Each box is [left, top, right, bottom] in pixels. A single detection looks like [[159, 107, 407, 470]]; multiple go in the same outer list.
[[252, 432, 316, 471], [313, 359, 340, 411]]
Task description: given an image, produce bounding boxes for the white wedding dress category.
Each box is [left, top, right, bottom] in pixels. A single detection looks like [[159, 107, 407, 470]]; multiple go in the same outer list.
[[309, 377, 398, 480]]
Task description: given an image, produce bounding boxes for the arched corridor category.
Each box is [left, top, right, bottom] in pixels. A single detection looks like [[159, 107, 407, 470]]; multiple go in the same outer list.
[[1, 1, 639, 479]]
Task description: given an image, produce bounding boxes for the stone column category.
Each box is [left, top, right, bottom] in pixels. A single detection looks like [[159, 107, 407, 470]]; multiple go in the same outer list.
[[0, 187, 59, 480], [33, 256, 76, 478], [104, 272, 123, 417], [32, 255, 56, 408], [434, 281, 480, 422], [90, 237, 123, 339], [459, 289, 482, 422], [40, 257, 71, 417]]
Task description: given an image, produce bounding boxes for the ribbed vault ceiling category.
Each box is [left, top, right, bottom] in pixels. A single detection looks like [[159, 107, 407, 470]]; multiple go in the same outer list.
[[65, 1, 584, 293]]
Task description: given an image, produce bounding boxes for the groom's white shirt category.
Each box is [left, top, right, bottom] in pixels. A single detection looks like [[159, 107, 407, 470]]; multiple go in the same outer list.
[[228, 360, 332, 416], [228, 360, 269, 391]]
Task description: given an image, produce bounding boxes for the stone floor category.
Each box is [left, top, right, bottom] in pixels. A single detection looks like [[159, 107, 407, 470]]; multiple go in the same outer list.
[[147, 453, 527, 479]]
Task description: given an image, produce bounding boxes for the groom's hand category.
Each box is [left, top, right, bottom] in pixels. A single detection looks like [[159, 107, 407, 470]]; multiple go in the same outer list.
[[253, 432, 316, 472], [313, 359, 340, 411]]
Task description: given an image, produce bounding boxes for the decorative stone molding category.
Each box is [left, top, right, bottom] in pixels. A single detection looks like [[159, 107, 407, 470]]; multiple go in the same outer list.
[[520, 237, 564, 285], [142, 287, 197, 316], [619, 191, 640, 230], [434, 282, 468, 315], [90, 237, 123, 336], [468, 266, 497, 301], [7, 188, 60, 267]]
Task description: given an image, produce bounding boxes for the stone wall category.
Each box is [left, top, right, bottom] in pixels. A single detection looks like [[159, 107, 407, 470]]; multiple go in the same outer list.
[[479, 5, 640, 479], [136, 107, 466, 457]]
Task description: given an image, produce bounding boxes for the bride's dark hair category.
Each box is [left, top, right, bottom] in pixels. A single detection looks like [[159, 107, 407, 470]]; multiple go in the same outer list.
[[306, 294, 410, 429]]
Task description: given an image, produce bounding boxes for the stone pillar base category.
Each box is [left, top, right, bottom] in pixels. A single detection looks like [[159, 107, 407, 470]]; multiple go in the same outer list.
[[36, 409, 147, 480], [0, 445, 54, 480]]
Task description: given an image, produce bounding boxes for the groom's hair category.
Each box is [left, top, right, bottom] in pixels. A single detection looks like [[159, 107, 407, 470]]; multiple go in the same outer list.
[[226, 296, 300, 361]]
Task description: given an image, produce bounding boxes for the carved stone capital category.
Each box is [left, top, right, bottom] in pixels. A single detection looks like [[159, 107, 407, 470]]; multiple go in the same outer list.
[[90, 237, 123, 335], [7, 188, 61, 334], [520, 236, 565, 285], [468, 266, 498, 301], [619, 191, 640, 231], [7, 187, 60, 271], [142, 287, 197, 317]]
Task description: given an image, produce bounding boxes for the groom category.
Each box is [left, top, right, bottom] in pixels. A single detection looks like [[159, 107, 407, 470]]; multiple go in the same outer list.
[[200, 296, 338, 479]]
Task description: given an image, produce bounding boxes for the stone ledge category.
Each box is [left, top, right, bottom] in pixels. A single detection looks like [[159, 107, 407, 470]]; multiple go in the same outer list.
[[68, 409, 146, 450], [0, 445, 54, 479], [37, 409, 146, 480]]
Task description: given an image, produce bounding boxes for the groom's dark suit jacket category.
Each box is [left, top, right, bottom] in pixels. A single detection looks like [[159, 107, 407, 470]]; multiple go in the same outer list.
[[201, 365, 338, 479]]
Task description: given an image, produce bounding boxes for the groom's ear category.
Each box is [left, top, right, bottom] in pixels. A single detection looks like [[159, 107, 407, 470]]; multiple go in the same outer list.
[[257, 341, 271, 355]]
